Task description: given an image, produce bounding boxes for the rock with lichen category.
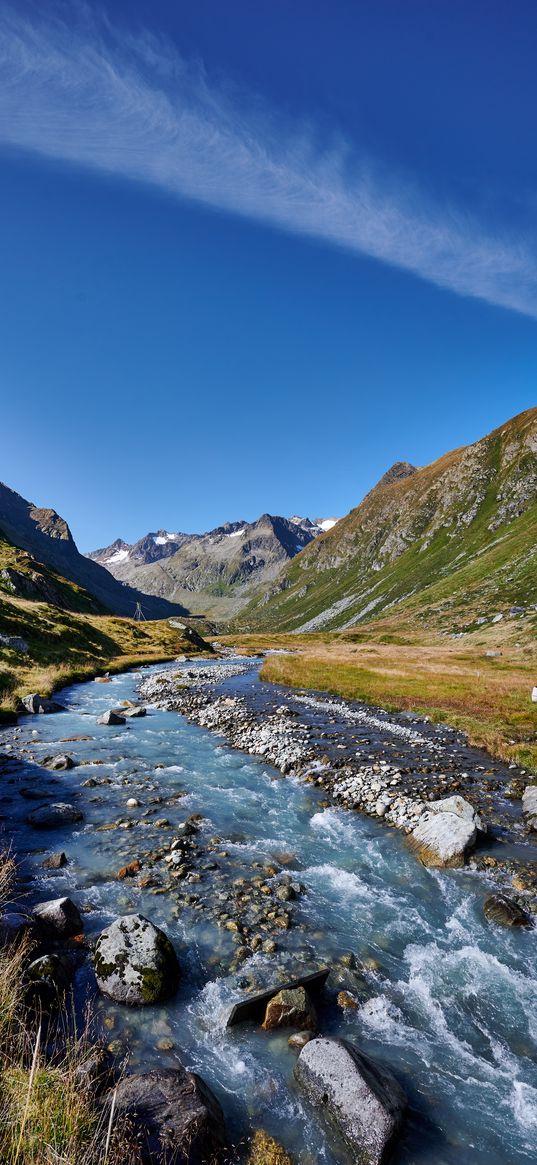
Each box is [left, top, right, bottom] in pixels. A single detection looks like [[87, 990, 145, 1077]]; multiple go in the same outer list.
[[93, 914, 180, 1006]]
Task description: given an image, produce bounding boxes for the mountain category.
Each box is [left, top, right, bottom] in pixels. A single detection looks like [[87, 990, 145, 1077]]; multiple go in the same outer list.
[[0, 482, 186, 619], [0, 526, 214, 723], [89, 513, 339, 619], [237, 408, 537, 634]]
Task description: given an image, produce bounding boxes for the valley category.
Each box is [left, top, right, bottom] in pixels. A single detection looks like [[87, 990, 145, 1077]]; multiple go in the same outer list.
[[89, 513, 339, 620], [0, 405, 536, 1165]]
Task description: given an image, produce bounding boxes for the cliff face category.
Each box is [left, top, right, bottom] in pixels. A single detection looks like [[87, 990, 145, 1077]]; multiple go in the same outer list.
[[0, 482, 186, 618]]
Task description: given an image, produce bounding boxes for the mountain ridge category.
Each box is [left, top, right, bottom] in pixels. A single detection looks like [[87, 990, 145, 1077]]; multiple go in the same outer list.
[[0, 481, 186, 619], [88, 512, 340, 619], [236, 407, 537, 635]]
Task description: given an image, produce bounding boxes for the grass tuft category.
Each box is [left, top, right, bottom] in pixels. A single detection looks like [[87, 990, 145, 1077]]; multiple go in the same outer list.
[[0, 853, 138, 1165]]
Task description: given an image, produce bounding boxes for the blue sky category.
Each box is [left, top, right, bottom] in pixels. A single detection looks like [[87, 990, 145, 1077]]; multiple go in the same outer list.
[[0, 1, 536, 550]]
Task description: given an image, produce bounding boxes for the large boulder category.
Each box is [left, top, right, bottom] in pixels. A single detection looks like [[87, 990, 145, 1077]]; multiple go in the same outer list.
[[33, 896, 83, 937], [294, 1037, 406, 1165], [409, 796, 482, 868], [27, 803, 83, 829], [94, 914, 180, 1005], [123, 705, 147, 718], [97, 710, 126, 726], [22, 694, 65, 714], [427, 795, 484, 832], [107, 1067, 225, 1165], [262, 986, 317, 1032], [522, 786, 537, 830], [483, 894, 533, 928]]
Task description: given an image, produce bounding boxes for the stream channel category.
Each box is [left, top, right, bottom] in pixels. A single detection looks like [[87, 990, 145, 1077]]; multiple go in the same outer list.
[[1, 658, 536, 1164]]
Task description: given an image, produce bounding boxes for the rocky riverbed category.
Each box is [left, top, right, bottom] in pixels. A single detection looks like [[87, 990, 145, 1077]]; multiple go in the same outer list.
[[139, 658, 537, 911], [1, 657, 536, 1164]]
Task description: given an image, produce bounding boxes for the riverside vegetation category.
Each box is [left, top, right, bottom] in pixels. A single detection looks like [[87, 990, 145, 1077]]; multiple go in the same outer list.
[[0, 852, 136, 1165], [225, 626, 537, 773], [0, 532, 213, 724]]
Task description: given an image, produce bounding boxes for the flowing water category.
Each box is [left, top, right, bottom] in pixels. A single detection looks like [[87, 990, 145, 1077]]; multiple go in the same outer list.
[[2, 660, 537, 1163]]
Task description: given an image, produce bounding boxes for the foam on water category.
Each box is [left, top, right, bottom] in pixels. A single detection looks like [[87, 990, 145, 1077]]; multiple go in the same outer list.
[[303, 861, 370, 899]]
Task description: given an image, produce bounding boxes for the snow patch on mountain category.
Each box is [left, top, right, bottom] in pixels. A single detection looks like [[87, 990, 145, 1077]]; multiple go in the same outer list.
[[106, 547, 130, 564]]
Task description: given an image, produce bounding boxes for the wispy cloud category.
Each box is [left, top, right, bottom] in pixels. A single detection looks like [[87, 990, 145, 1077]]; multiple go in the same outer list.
[[1, 4, 537, 318]]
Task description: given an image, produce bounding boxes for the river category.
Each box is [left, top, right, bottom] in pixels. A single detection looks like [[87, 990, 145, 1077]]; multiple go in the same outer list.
[[1, 658, 536, 1163]]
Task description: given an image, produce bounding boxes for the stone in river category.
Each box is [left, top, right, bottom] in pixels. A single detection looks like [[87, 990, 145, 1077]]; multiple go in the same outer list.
[[262, 986, 317, 1031], [93, 914, 180, 1005], [42, 851, 68, 869], [27, 803, 83, 829], [427, 794, 485, 832], [483, 894, 533, 928], [337, 990, 359, 1010], [44, 754, 75, 771], [97, 710, 126, 726], [294, 1037, 406, 1165], [33, 896, 83, 937], [522, 785, 537, 829], [123, 705, 147, 718], [22, 694, 65, 714], [288, 1030, 312, 1051], [105, 1067, 226, 1164], [409, 795, 481, 868], [117, 860, 142, 880], [226, 967, 329, 1026], [247, 1129, 293, 1165], [27, 953, 72, 992]]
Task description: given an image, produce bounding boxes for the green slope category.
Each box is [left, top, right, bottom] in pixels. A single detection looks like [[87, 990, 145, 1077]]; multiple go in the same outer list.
[[237, 407, 537, 635], [0, 534, 211, 721]]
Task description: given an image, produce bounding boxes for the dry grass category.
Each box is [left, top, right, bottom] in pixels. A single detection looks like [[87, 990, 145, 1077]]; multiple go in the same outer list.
[[225, 632, 537, 772], [0, 854, 138, 1165], [0, 596, 213, 722]]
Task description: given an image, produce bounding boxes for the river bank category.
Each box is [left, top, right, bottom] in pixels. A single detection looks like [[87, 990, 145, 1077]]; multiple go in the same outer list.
[[1, 657, 537, 1164], [221, 632, 537, 773], [140, 658, 537, 911], [0, 599, 213, 724]]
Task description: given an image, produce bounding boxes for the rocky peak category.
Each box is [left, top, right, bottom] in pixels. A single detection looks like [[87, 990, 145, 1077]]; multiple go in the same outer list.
[[0, 481, 184, 618], [28, 507, 73, 542], [374, 461, 417, 490]]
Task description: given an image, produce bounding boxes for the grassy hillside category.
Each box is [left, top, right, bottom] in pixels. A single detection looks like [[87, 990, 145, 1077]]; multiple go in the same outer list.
[[0, 480, 185, 618], [237, 407, 537, 635], [0, 536, 211, 722]]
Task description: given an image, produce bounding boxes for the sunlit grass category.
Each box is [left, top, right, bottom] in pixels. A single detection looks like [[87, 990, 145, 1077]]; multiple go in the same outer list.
[[226, 632, 537, 772], [0, 854, 139, 1165]]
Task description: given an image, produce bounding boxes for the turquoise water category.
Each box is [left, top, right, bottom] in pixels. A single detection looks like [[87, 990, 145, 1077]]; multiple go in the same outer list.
[[3, 661, 537, 1163]]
